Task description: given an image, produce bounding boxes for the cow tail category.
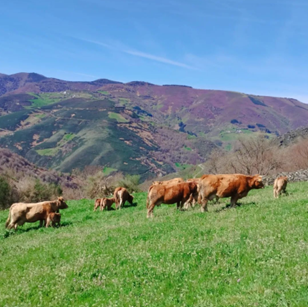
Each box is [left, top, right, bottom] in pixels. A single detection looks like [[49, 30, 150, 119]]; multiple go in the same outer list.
[[146, 193, 150, 209], [114, 192, 119, 206], [5, 210, 11, 228]]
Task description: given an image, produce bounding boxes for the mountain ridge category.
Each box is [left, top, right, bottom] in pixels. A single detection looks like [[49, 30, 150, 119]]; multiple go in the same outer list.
[[0, 72, 308, 179]]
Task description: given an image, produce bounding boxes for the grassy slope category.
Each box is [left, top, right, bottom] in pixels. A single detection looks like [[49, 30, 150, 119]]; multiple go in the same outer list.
[[1, 182, 308, 306]]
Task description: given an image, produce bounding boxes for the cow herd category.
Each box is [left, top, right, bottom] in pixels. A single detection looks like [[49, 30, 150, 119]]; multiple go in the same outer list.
[[4, 174, 288, 230]]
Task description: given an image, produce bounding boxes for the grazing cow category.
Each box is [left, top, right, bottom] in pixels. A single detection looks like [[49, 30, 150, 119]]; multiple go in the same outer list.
[[273, 176, 288, 198], [199, 174, 264, 212], [48, 212, 61, 227], [5, 197, 68, 230], [114, 187, 134, 209], [146, 181, 198, 218]]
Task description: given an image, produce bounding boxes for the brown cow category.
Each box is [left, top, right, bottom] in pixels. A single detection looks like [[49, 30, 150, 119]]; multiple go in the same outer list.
[[273, 176, 288, 198], [5, 197, 68, 230], [199, 174, 264, 212], [146, 181, 198, 218], [48, 212, 61, 227], [94, 197, 116, 211], [114, 187, 134, 209], [183, 178, 219, 209]]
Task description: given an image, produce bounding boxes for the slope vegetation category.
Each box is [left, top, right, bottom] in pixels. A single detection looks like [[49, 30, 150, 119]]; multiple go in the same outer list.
[[1, 73, 308, 178]]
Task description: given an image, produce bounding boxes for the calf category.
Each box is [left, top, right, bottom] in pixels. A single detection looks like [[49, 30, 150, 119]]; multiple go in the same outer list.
[[273, 176, 288, 198], [48, 212, 61, 227]]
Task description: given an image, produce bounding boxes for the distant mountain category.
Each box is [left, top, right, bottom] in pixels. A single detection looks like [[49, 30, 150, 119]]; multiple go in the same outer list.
[[0, 72, 308, 179]]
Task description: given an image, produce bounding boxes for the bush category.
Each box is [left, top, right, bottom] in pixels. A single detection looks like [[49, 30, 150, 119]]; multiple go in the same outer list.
[[117, 174, 141, 193], [0, 176, 12, 210], [16, 177, 62, 203]]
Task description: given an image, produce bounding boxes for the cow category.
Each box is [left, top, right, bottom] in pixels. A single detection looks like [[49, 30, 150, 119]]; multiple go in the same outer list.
[[94, 197, 116, 211], [273, 176, 288, 198], [183, 178, 201, 209], [5, 197, 68, 230], [198, 174, 264, 212], [146, 181, 198, 218], [48, 212, 61, 227], [183, 178, 219, 209], [148, 178, 185, 207], [114, 187, 134, 209]]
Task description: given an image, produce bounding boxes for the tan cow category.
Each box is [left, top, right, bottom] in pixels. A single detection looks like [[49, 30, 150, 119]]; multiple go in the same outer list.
[[146, 181, 198, 218], [199, 174, 264, 212], [5, 197, 68, 229], [273, 176, 288, 198], [114, 187, 134, 209], [48, 212, 61, 227]]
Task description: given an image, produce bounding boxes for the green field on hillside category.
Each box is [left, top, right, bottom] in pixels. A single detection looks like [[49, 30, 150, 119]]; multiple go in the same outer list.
[[1, 183, 308, 306]]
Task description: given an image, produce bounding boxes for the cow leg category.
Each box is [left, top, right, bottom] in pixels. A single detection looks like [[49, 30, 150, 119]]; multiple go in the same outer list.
[[39, 220, 44, 227], [45, 216, 51, 228], [180, 200, 186, 211], [147, 203, 156, 218], [230, 195, 239, 208], [200, 199, 208, 212]]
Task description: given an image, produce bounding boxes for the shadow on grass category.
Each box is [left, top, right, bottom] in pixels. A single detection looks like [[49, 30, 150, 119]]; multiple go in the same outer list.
[[122, 202, 138, 208], [3, 222, 73, 238], [213, 202, 256, 213]]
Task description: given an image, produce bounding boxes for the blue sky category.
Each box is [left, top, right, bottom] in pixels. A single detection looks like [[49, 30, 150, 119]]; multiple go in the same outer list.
[[1, 0, 308, 102]]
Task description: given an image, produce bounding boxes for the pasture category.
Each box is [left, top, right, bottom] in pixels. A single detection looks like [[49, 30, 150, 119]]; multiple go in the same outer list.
[[0, 182, 308, 306]]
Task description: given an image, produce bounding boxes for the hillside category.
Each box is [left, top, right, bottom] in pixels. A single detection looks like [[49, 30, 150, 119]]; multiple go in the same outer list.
[[1, 72, 308, 178], [0, 148, 77, 188], [1, 183, 308, 306]]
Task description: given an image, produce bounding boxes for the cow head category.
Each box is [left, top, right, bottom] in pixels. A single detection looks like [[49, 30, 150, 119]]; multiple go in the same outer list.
[[128, 194, 134, 205], [57, 197, 68, 209], [251, 175, 264, 189]]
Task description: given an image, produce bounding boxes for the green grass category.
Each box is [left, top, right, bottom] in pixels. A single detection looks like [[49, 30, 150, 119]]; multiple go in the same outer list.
[[219, 128, 253, 142], [98, 91, 110, 95], [175, 162, 192, 170], [103, 167, 117, 175], [118, 98, 130, 106], [1, 183, 308, 306], [36, 148, 59, 156], [108, 112, 129, 122], [28, 93, 62, 108]]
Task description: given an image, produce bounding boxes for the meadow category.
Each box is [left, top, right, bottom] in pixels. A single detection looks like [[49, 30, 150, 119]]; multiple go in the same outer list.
[[0, 182, 308, 306]]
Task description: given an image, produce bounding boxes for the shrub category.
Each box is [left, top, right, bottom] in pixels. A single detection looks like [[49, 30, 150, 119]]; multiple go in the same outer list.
[[16, 177, 62, 203], [117, 174, 141, 193], [0, 176, 12, 210]]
